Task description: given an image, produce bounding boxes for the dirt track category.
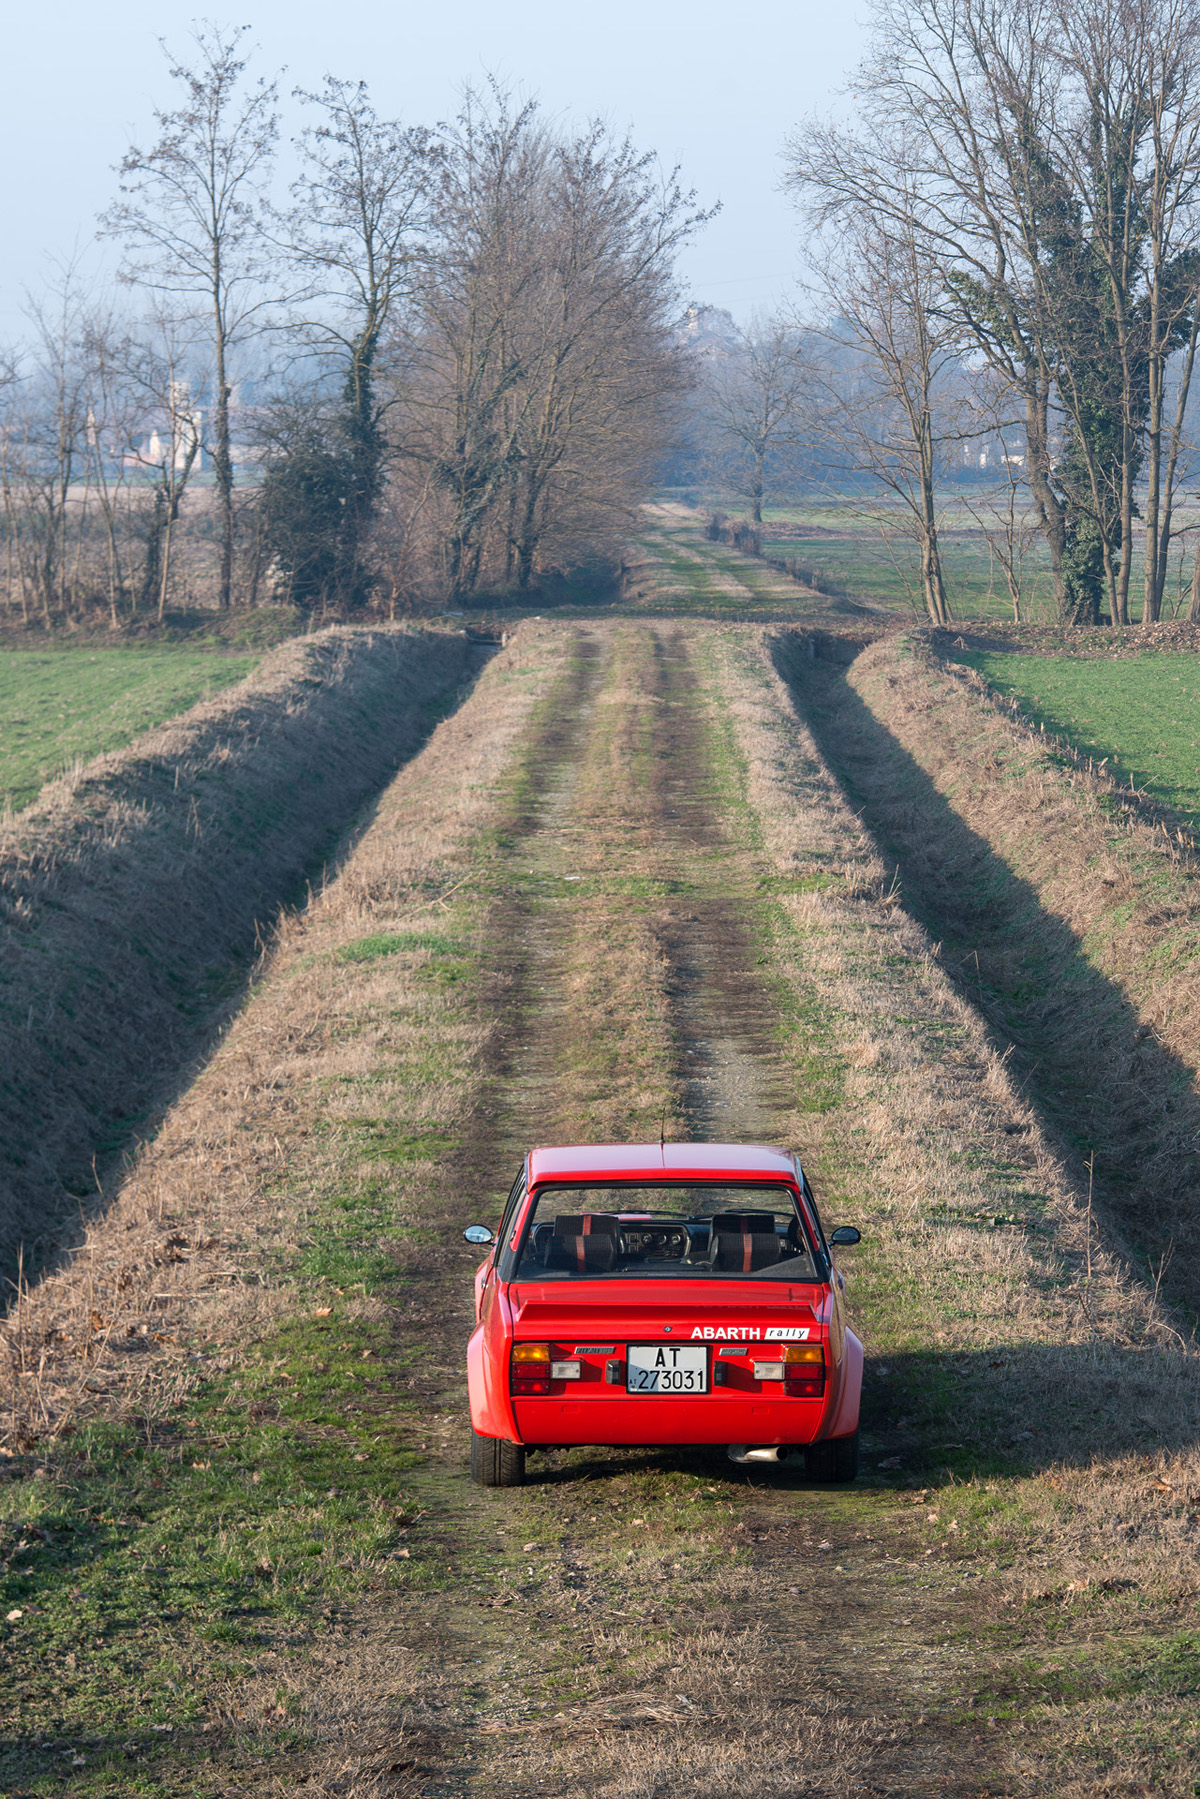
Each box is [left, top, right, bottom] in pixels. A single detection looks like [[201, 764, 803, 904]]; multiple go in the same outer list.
[[393, 622, 1004, 1798]]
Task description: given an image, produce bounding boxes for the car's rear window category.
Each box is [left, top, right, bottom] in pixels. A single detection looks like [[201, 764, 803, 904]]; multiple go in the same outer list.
[[508, 1183, 821, 1282]]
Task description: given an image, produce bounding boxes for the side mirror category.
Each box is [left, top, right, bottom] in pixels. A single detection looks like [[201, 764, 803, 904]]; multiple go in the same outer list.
[[463, 1224, 495, 1246], [830, 1226, 861, 1246]]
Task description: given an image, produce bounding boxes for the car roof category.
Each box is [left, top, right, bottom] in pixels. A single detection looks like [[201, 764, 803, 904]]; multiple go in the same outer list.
[[527, 1142, 798, 1184]]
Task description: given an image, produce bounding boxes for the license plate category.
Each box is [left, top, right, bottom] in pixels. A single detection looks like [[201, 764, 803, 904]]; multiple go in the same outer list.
[[626, 1344, 708, 1394]]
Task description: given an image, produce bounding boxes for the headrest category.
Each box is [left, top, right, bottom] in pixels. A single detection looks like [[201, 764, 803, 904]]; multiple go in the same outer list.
[[552, 1213, 621, 1237], [707, 1211, 778, 1233], [711, 1229, 780, 1273], [546, 1231, 616, 1273]]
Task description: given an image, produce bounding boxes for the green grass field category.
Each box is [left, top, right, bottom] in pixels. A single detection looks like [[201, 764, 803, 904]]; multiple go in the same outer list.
[[0, 648, 260, 813], [959, 648, 1200, 826], [686, 491, 1200, 624], [758, 526, 1057, 618]]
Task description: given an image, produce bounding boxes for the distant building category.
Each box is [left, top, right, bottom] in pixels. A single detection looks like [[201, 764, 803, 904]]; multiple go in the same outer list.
[[677, 302, 741, 362], [126, 382, 204, 474]]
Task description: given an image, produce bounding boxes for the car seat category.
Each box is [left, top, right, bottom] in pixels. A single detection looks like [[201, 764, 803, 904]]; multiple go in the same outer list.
[[707, 1212, 781, 1273], [547, 1213, 621, 1273]]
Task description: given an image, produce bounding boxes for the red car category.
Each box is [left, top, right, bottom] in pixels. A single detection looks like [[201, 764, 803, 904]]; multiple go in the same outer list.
[[464, 1142, 863, 1487]]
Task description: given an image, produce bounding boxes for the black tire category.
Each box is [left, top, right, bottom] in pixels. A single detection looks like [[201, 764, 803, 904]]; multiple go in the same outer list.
[[470, 1426, 526, 1487], [804, 1429, 859, 1484]]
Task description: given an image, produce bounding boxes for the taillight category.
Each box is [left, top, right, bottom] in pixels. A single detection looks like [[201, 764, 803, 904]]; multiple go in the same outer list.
[[752, 1344, 825, 1396], [785, 1343, 825, 1396], [510, 1342, 551, 1396]]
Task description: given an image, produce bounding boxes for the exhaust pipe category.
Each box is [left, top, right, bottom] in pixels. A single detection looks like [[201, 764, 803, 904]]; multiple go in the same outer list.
[[727, 1444, 790, 1464]]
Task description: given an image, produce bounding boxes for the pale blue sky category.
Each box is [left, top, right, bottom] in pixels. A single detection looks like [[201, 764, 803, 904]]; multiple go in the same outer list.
[[1, 0, 865, 342]]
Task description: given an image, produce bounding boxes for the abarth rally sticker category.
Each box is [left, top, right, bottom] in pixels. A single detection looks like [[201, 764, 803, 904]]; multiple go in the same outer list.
[[688, 1325, 810, 1341]]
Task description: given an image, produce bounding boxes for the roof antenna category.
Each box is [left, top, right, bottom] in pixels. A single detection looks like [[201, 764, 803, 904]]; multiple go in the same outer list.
[[660, 1107, 666, 1148]]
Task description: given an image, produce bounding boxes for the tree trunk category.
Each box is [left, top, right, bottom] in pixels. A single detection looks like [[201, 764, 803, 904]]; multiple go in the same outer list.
[[334, 318, 384, 605], [1116, 419, 1134, 626], [1189, 531, 1200, 623], [141, 484, 167, 614], [1151, 315, 1199, 623], [750, 448, 764, 525], [921, 533, 950, 624], [213, 323, 234, 610], [1144, 337, 1165, 623], [158, 503, 176, 623], [1023, 377, 1068, 613]]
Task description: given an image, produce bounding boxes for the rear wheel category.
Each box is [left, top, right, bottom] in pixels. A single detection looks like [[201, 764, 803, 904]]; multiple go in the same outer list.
[[804, 1429, 859, 1484], [470, 1426, 526, 1487]]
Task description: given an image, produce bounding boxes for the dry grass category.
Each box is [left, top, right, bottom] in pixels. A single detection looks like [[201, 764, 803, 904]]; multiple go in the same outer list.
[[702, 623, 1200, 1791], [0, 625, 473, 1282], [9, 594, 1200, 1794], [728, 620, 1200, 1425], [797, 631, 1200, 1317]]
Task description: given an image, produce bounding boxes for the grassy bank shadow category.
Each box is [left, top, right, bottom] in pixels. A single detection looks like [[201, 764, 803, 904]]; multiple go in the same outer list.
[[0, 640, 492, 1298], [771, 633, 1200, 1318]]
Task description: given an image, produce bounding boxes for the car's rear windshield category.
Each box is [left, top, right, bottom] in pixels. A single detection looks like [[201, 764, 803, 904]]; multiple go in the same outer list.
[[507, 1183, 822, 1282]]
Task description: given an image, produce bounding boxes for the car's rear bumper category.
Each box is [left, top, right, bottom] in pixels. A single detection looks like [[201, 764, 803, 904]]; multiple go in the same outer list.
[[507, 1328, 862, 1449], [511, 1393, 829, 1447]]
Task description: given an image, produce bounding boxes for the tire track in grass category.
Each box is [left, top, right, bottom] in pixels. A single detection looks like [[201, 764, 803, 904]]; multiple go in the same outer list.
[[410, 622, 1030, 1799], [356, 621, 890, 1797], [636, 512, 837, 619]]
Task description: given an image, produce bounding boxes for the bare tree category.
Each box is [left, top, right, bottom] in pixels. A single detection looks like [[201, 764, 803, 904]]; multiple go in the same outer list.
[[18, 263, 92, 622], [702, 314, 810, 521], [409, 88, 549, 597], [102, 24, 279, 609], [403, 87, 703, 598], [79, 306, 140, 626], [1119, 0, 1200, 619], [963, 462, 1044, 622], [123, 316, 205, 619], [802, 176, 957, 625], [0, 352, 26, 620], [790, 0, 1200, 627], [285, 78, 434, 603], [500, 124, 702, 587]]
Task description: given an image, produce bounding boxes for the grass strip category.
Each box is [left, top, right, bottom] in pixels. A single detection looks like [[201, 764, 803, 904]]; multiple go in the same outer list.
[[0, 647, 260, 814], [960, 646, 1200, 830]]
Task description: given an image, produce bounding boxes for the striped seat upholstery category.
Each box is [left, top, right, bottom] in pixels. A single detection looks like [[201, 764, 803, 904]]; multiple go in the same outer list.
[[708, 1211, 780, 1273], [548, 1213, 621, 1273]]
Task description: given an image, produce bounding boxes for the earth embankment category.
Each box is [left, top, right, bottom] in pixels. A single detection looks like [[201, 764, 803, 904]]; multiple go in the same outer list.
[[776, 627, 1200, 1311], [0, 625, 475, 1280]]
